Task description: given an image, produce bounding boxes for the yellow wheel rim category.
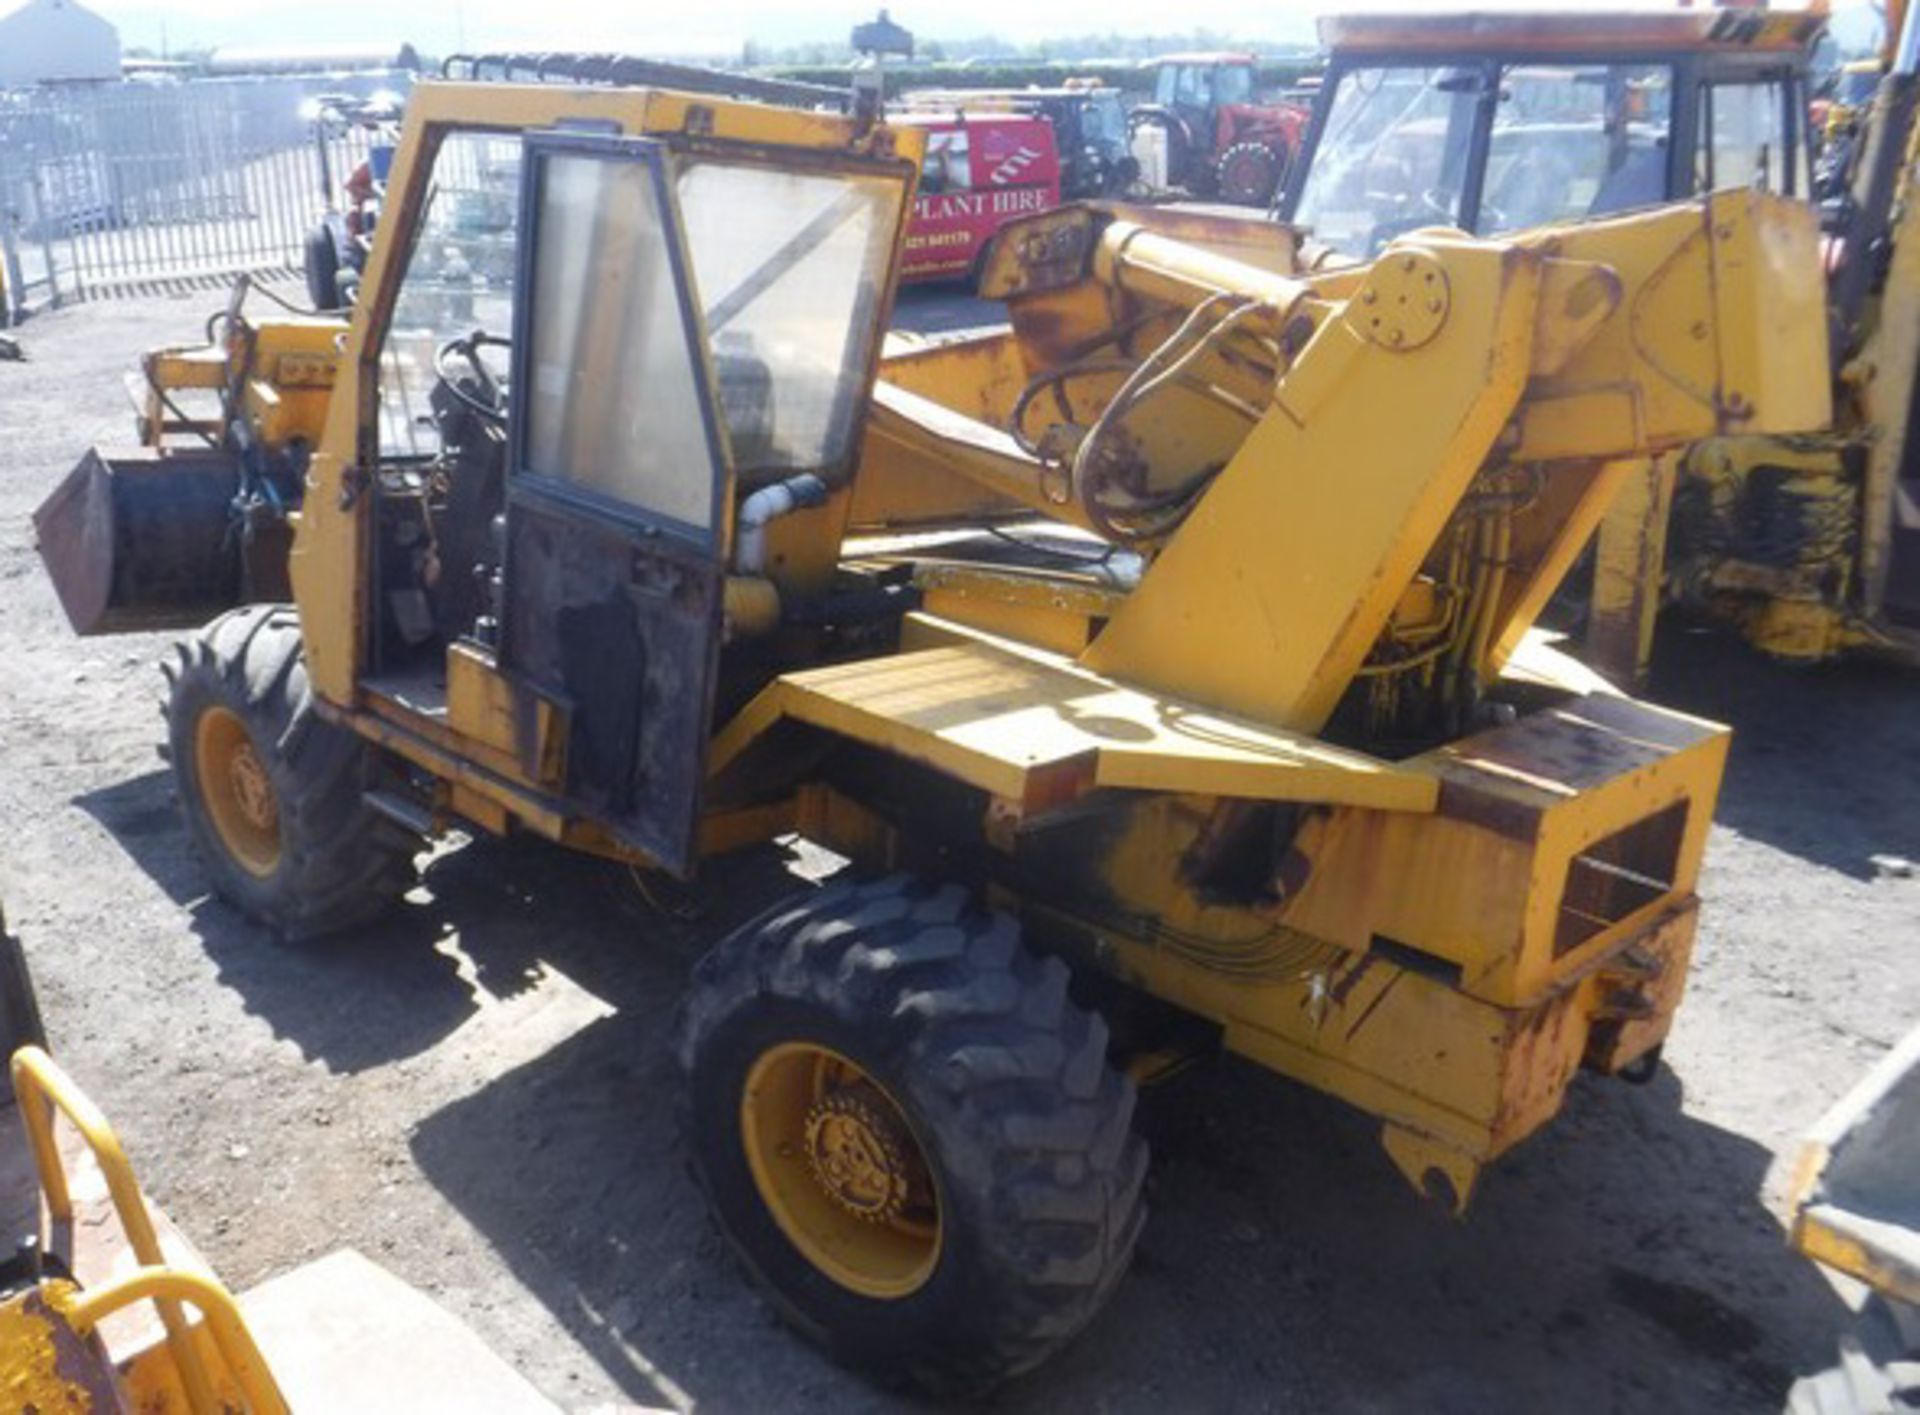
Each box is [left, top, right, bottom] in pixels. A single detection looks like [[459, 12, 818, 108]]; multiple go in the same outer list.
[[193, 705, 281, 878], [740, 1042, 942, 1299]]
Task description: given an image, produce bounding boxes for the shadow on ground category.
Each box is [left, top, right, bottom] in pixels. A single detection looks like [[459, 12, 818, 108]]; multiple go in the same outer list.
[[408, 1007, 1849, 1414], [1648, 619, 1920, 878], [71, 768, 798, 1073]]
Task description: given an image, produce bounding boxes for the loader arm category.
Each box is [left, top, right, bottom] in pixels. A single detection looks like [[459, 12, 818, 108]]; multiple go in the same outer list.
[[854, 193, 1828, 732]]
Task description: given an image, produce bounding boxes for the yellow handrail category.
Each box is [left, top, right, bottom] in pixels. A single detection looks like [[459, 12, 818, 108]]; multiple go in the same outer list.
[[9, 1045, 222, 1413], [57, 1265, 290, 1415]]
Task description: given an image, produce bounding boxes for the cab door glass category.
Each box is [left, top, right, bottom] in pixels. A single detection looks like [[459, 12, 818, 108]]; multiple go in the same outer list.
[[1482, 64, 1673, 232], [520, 150, 720, 534], [1701, 80, 1792, 194], [1176, 66, 1211, 108], [376, 131, 521, 459]]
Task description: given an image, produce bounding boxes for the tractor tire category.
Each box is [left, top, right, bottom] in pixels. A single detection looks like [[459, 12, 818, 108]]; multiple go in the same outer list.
[[677, 875, 1147, 1397], [303, 223, 341, 311], [0, 903, 47, 1063], [1217, 140, 1285, 207], [165, 604, 416, 940]]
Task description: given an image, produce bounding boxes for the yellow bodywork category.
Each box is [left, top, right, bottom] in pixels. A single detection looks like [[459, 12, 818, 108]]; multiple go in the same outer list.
[[1590, 57, 1920, 676], [137, 315, 343, 450], [4, 1040, 561, 1411], [7, 1045, 288, 1414]]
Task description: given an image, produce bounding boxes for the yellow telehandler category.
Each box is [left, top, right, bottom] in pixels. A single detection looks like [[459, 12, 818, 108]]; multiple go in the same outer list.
[[32, 65, 1831, 1392]]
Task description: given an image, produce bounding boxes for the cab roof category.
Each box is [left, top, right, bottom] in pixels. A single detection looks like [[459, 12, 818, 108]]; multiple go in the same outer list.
[[1146, 52, 1258, 67], [1317, 8, 1823, 58]]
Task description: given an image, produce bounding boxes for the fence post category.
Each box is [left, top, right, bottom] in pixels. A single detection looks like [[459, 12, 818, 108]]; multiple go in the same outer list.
[[0, 207, 23, 327], [28, 172, 64, 308]]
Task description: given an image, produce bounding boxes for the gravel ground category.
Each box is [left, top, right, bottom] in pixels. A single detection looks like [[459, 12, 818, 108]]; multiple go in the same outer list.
[[1, 285, 1916, 1413]]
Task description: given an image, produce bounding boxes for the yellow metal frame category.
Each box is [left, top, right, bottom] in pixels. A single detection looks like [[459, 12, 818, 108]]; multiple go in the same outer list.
[[55, 1268, 288, 1415], [10, 1046, 287, 1415]]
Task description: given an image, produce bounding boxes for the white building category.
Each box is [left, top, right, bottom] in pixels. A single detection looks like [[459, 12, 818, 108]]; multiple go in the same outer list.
[[0, 0, 121, 88]]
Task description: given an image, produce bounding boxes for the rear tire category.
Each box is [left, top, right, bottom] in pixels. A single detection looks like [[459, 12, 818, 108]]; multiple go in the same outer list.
[[1217, 140, 1285, 206], [677, 875, 1147, 1396], [303, 223, 341, 311], [165, 604, 415, 940]]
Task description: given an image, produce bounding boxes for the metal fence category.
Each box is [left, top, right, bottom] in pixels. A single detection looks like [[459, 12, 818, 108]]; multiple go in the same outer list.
[[0, 72, 409, 318]]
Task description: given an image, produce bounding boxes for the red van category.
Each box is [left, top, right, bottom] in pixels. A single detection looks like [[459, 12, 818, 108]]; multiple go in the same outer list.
[[894, 111, 1062, 284]]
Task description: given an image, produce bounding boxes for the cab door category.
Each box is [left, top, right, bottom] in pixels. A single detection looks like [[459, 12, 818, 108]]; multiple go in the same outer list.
[[499, 132, 732, 873]]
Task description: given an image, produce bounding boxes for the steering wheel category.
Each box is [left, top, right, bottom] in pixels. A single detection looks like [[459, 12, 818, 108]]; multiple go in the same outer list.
[[1420, 187, 1459, 222], [435, 330, 511, 422]]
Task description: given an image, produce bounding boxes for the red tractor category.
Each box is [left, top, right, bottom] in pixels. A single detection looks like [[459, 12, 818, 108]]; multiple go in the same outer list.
[[1128, 52, 1311, 205]]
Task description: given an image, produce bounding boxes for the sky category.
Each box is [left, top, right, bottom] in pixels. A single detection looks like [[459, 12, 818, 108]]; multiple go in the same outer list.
[[85, 0, 1876, 62]]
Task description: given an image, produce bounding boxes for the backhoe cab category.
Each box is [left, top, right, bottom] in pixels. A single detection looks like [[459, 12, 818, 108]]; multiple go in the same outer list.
[[1279, 7, 1821, 260], [1278, 6, 1920, 679], [33, 67, 1836, 1395]]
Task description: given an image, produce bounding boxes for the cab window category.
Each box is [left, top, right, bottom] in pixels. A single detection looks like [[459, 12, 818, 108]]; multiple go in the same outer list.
[[920, 128, 971, 194], [1174, 65, 1213, 108], [1481, 64, 1674, 233], [520, 148, 717, 531], [1292, 65, 1486, 257], [1700, 79, 1796, 194], [1215, 64, 1254, 106], [674, 158, 903, 476], [376, 130, 521, 459]]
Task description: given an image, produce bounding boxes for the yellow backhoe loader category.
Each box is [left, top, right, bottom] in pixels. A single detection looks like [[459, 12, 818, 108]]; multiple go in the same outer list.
[[1276, 4, 1920, 681], [32, 67, 1832, 1392]]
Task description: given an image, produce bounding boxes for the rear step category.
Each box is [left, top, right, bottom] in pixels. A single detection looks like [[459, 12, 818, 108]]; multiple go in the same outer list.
[[363, 789, 435, 836]]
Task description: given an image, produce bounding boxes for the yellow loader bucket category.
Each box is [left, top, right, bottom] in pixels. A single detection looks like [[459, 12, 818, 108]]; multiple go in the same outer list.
[[32, 445, 249, 636]]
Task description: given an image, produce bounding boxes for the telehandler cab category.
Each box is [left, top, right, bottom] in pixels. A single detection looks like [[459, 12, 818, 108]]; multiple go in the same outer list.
[[35, 67, 1832, 1392]]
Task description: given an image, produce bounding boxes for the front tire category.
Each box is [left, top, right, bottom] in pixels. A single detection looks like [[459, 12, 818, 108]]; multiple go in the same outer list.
[[1217, 140, 1285, 206], [165, 605, 416, 939], [677, 875, 1147, 1396]]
